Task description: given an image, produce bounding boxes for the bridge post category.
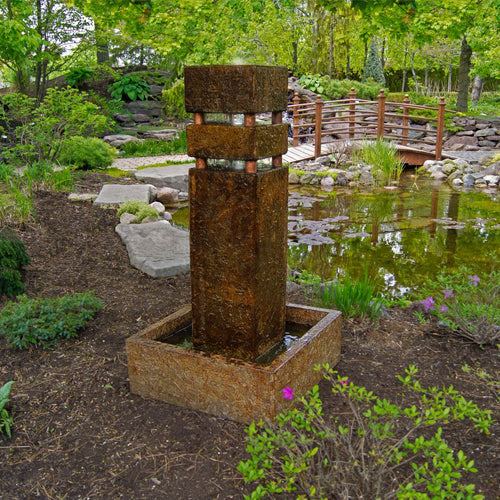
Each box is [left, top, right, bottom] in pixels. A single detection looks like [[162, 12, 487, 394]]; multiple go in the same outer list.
[[376, 89, 386, 139], [314, 96, 323, 158], [292, 92, 300, 147], [435, 97, 446, 160], [349, 87, 356, 140], [402, 94, 410, 146]]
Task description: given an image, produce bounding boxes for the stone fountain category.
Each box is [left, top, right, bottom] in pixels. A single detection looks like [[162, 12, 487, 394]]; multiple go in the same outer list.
[[126, 65, 341, 423]]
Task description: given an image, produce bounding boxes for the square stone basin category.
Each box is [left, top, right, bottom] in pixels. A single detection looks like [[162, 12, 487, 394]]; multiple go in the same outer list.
[[126, 303, 341, 423]]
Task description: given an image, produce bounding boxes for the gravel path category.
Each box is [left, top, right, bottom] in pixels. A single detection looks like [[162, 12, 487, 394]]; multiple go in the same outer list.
[[111, 153, 192, 171]]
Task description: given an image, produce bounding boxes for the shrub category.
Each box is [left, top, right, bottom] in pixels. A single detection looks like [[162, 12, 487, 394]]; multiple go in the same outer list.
[[0, 228, 29, 297], [118, 131, 187, 157], [297, 75, 381, 101], [0, 381, 14, 438], [353, 139, 404, 185], [363, 39, 386, 86], [162, 78, 189, 119], [0, 292, 104, 349], [0, 88, 110, 165], [416, 268, 500, 345], [65, 67, 94, 88], [59, 136, 116, 170], [313, 273, 384, 321], [108, 74, 151, 102], [238, 365, 492, 500]]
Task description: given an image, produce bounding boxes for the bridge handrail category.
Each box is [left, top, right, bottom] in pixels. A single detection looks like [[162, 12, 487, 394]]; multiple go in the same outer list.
[[288, 88, 452, 160]]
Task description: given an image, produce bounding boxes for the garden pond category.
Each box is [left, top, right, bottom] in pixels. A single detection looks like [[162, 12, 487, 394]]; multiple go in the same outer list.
[[172, 171, 499, 299]]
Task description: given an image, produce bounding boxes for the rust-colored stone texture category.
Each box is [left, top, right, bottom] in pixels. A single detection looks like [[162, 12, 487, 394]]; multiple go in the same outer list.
[[189, 167, 288, 361], [184, 65, 288, 113], [187, 123, 288, 160], [126, 304, 342, 423]]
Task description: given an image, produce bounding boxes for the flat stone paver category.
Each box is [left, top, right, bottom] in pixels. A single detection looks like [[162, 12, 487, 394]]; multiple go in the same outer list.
[[115, 221, 190, 278], [134, 163, 194, 191], [93, 184, 154, 207]]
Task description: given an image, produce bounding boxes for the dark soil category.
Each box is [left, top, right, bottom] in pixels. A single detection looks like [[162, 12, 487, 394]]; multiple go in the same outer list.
[[1, 172, 499, 499]]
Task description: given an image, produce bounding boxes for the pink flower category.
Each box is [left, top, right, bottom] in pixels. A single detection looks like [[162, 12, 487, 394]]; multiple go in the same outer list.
[[422, 296, 435, 311], [469, 275, 480, 286], [442, 289, 454, 299], [340, 379, 349, 386], [283, 387, 294, 400], [439, 305, 448, 313]]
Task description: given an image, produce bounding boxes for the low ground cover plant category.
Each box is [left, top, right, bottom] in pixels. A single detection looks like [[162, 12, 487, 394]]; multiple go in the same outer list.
[[0, 292, 104, 349], [0, 228, 30, 297], [0, 380, 14, 438], [239, 365, 493, 499], [415, 267, 499, 345], [117, 200, 160, 222], [108, 74, 151, 102]]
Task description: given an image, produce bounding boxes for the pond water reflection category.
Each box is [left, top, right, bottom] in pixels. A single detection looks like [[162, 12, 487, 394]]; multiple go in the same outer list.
[[288, 173, 499, 298]]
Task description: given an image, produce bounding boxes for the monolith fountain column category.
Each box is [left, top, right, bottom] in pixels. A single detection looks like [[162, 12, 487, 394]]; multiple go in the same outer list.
[[126, 65, 341, 423]]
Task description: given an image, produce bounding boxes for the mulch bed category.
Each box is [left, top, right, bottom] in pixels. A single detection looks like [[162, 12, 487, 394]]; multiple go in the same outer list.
[[0, 172, 498, 499]]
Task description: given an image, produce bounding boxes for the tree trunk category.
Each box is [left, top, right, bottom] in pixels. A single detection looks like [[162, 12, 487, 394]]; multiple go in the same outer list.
[[402, 44, 408, 92], [345, 42, 351, 78], [409, 50, 420, 93], [471, 76, 484, 104], [448, 59, 453, 92], [95, 20, 110, 64], [456, 36, 472, 112], [329, 16, 334, 78], [424, 55, 429, 93]]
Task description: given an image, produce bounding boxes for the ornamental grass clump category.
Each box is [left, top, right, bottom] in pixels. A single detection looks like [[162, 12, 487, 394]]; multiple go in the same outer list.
[[238, 365, 493, 500], [0, 292, 104, 349], [313, 273, 384, 321], [353, 140, 404, 186], [416, 268, 500, 345], [0, 228, 30, 297], [117, 200, 160, 223]]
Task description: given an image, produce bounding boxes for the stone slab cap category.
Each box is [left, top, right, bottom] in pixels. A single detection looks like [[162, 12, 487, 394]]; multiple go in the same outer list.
[[184, 65, 288, 113], [115, 221, 189, 278], [134, 163, 194, 191], [187, 123, 288, 160], [93, 184, 153, 207]]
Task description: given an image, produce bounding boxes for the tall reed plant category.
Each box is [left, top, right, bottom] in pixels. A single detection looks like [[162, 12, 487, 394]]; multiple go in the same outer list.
[[313, 273, 384, 321], [353, 140, 404, 186]]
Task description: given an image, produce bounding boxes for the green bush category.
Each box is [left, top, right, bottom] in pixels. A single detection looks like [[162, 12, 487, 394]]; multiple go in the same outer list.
[[162, 78, 189, 119], [0, 380, 14, 438], [118, 131, 187, 157], [65, 67, 94, 88], [0, 88, 110, 165], [0, 292, 104, 349], [297, 75, 381, 101], [238, 365, 492, 500], [108, 74, 151, 102], [0, 228, 30, 297], [59, 136, 116, 170], [313, 273, 384, 321]]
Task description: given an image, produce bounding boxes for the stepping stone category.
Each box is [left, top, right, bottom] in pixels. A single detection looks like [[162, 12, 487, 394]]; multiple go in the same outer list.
[[93, 184, 154, 208], [115, 220, 190, 278], [134, 163, 194, 192]]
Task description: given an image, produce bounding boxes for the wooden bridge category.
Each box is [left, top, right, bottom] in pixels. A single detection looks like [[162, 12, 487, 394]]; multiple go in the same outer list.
[[283, 89, 452, 165]]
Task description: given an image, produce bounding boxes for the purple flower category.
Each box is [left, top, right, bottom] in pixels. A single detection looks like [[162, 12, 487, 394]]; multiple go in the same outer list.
[[442, 289, 454, 299], [469, 275, 480, 286], [340, 379, 349, 386], [439, 305, 448, 313], [422, 296, 435, 311], [283, 387, 294, 400]]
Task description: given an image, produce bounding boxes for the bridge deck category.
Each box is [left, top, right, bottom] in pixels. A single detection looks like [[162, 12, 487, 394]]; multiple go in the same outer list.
[[283, 142, 446, 165]]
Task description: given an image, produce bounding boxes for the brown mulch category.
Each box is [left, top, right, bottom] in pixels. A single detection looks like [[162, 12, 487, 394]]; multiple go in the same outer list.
[[0, 172, 499, 499]]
